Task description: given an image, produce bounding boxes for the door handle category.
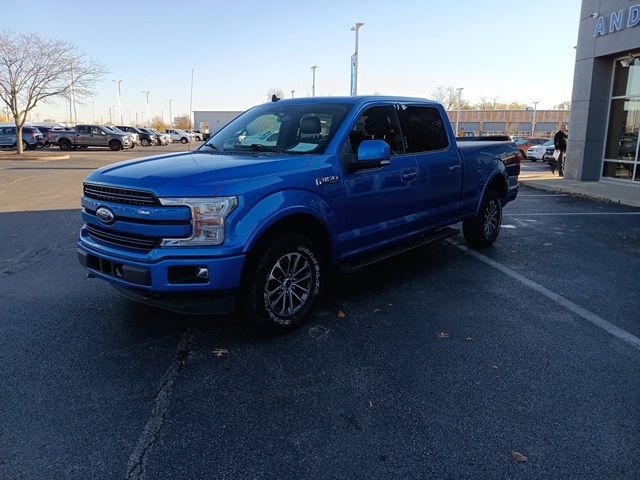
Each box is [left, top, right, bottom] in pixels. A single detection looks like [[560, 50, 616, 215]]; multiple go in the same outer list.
[[401, 170, 417, 182], [449, 164, 461, 173]]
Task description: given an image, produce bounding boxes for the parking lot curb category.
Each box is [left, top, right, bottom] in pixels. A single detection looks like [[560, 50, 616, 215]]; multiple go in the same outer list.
[[519, 179, 640, 207], [0, 153, 71, 161]]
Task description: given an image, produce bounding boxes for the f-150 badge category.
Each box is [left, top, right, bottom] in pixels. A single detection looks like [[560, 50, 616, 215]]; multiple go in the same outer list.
[[315, 176, 339, 186]]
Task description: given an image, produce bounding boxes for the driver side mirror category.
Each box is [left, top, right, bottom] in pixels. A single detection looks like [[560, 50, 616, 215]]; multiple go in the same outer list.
[[348, 139, 390, 171]]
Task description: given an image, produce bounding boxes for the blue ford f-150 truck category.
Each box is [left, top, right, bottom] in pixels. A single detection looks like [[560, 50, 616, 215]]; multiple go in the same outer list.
[[77, 96, 520, 332]]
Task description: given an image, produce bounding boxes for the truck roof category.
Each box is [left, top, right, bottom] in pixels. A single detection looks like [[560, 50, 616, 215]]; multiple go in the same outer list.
[[271, 95, 441, 107]]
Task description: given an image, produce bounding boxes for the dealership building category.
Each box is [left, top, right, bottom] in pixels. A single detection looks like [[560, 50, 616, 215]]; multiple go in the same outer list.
[[568, 0, 640, 184]]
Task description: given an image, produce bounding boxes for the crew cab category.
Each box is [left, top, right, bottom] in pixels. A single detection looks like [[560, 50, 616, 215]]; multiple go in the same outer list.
[[165, 129, 192, 144], [77, 96, 520, 333], [57, 125, 132, 151]]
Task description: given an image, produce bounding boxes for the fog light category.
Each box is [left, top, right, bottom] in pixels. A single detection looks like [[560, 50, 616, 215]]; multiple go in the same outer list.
[[196, 267, 209, 279]]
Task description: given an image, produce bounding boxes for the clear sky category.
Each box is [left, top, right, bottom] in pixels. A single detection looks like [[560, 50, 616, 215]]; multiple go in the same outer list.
[[2, 0, 581, 124]]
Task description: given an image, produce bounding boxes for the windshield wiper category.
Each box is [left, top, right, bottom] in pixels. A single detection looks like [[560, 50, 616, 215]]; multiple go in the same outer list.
[[201, 143, 224, 153], [233, 143, 282, 153]]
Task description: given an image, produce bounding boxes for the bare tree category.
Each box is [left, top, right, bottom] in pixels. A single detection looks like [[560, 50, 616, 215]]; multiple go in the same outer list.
[[553, 101, 571, 110], [150, 116, 167, 132], [174, 115, 193, 130], [432, 86, 470, 110], [266, 87, 285, 102], [0, 31, 106, 154]]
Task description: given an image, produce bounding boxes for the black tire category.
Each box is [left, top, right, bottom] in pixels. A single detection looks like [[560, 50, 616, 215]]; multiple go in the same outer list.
[[141, 138, 150, 147], [109, 140, 122, 151], [531, 158, 537, 162], [243, 234, 322, 334], [130, 143, 135, 149], [463, 189, 502, 248], [180, 137, 188, 144], [59, 138, 71, 151]]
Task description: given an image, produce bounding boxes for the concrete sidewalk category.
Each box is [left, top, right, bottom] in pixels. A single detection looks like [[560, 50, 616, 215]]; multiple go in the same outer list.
[[519, 166, 640, 207]]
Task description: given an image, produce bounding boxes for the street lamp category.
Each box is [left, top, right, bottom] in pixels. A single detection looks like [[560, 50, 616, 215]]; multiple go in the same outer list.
[[291, 90, 295, 98], [113, 79, 123, 125], [531, 101, 539, 136], [311, 65, 317, 97], [350, 22, 364, 96], [455, 87, 464, 135], [141, 91, 150, 127]]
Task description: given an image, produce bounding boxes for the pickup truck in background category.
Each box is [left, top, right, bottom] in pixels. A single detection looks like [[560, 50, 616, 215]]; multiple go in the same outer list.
[[57, 125, 133, 151], [77, 96, 520, 333]]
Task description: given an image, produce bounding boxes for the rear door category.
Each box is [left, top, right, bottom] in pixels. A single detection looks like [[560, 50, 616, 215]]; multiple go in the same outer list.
[[398, 104, 461, 229], [75, 125, 92, 146]]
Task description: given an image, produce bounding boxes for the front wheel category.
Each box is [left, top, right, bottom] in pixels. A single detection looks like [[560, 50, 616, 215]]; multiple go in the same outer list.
[[109, 140, 122, 151], [141, 138, 150, 147], [243, 234, 322, 334], [463, 189, 502, 247], [180, 137, 188, 144]]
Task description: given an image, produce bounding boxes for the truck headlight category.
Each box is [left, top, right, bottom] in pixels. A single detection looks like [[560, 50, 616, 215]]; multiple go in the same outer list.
[[158, 197, 238, 246]]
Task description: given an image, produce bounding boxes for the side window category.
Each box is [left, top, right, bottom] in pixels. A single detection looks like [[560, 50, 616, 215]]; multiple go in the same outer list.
[[348, 106, 404, 155], [77, 126, 90, 134], [400, 106, 449, 153], [6, 127, 16, 135], [91, 127, 101, 135]]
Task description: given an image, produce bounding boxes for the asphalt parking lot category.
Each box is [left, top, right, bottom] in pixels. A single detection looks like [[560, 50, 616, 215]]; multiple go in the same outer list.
[[1, 153, 639, 479]]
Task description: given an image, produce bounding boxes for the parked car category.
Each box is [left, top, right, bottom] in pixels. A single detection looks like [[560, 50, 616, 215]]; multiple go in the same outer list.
[[514, 138, 547, 159], [526, 139, 554, 161], [165, 129, 192, 144], [77, 96, 520, 333], [147, 128, 172, 145], [57, 125, 132, 151], [194, 130, 210, 141], [116, 126, 157, 147], [0, 126, 44, 150], [239, 130, 279, 146], [106, 126, 138, 148], [543, 145, 557, 167], [187, 130, 203, 141], [34, 126, 59, 147]]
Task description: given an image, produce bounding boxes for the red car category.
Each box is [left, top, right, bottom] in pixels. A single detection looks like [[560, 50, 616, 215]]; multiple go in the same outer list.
[[513, 137, 548, 158]]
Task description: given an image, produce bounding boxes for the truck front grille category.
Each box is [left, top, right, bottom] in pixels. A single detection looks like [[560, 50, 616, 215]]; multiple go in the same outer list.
[[83, 183, 159, 206], [86, 224, 159, 252]]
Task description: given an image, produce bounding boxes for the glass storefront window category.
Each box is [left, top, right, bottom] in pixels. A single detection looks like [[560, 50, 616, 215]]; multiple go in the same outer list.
[[612, 57, 640, 97], [603, 54, 640, 182], [604, 98, 639, 161]]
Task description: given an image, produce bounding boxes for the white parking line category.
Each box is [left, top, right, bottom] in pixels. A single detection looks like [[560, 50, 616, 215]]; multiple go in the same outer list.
[[449, 241, 640, 351], [518, 194, 568, 197], [504, 212, 640, 216]]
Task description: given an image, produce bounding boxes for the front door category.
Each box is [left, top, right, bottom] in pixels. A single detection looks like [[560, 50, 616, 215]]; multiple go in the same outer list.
[[333, 104, 420, 259]]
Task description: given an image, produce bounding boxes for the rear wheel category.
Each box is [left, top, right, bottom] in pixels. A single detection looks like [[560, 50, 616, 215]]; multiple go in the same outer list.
[[109, 140, 122, 151], [463, 189, 502, 247], [243, 234, 322, 334], [180, 137, 188, 144], [59, 138, 71, 151]]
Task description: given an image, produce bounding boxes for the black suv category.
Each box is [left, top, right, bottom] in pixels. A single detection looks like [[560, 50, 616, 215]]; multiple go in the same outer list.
[[115, 126, 157, 147]]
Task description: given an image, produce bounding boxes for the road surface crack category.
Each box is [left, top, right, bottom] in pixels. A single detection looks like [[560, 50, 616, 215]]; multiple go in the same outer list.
[[125, 329, 194, 480]]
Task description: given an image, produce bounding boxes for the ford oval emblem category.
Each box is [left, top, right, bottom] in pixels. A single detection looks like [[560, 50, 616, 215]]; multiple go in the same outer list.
[[96, 206, 115, 225]]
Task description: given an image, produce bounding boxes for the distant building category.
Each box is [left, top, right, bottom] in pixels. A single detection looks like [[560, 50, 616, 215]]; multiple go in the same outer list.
[[446, 110, 571, 138], [569, 0, 640, 184], [193, 111, 244, 134]]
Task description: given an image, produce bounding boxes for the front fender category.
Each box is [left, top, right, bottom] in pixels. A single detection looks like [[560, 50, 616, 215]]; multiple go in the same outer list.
[[233, 189, 335, 254]]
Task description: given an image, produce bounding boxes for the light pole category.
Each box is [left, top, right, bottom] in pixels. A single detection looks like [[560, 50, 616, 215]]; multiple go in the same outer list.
[[141, 91, 150, 127], [167, 99, 173, 127], [189, 68, 194, 129], [350, 22, 364, 96], [311, 65, 317, 97], [455, 87, 464, 135], [531, 101, 539, 137], [291, 90, 295, 98], [113, 79, 123, 125]]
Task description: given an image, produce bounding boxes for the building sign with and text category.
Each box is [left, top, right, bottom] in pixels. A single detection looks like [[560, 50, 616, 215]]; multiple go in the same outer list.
[[594, 5, 640, 37]]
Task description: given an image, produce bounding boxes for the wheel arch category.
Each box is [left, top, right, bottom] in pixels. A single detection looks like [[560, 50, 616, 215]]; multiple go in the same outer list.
[[475, 172, 508, 217]]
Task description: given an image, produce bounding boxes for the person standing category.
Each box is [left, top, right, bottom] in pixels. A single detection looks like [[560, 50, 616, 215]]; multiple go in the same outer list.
[[553, 124, 568, 176]]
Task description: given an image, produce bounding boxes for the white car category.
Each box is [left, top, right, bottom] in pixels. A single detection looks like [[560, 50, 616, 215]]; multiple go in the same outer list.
[[187, 130, 203, 141], [165, 129, 192, 144], [526, 140, 554, 161]]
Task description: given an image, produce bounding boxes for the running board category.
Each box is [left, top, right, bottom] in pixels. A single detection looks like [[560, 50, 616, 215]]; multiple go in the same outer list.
[[339, 227, 459, 273]]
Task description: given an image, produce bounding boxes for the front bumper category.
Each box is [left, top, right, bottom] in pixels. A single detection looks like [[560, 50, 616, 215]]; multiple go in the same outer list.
[[77, 231, 246, 312]]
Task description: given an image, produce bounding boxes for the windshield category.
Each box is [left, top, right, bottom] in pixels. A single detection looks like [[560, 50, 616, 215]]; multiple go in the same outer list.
[[202, 102, 352, 155]]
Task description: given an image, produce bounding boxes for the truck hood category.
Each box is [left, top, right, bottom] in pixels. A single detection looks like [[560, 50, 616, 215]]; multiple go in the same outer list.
[[85, 151, 312, 197]]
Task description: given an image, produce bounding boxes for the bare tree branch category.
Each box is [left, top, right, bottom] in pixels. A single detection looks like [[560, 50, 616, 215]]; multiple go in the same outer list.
[[0, 31, 107, 154]]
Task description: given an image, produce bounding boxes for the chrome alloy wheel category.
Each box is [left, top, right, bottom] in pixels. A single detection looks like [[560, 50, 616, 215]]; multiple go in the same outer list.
[[264, 252, 312, 317], [483, 199, 501, 239]]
